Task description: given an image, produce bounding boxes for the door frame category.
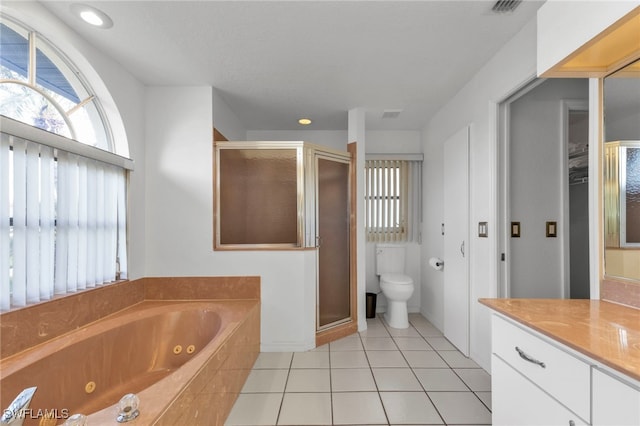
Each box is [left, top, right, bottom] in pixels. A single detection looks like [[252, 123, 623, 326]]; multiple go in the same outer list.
[[496, 77, 546, 298], [315, 145, 358, 346], [561, 100, 590, 298]]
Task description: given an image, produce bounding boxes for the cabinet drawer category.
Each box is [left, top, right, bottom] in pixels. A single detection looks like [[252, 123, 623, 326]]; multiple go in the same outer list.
[[492, 354, 588, 426], [492, 314, 591, 421]]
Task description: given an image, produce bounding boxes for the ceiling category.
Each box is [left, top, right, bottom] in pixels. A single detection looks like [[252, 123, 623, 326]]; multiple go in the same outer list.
[[40, 0, 545, 131]]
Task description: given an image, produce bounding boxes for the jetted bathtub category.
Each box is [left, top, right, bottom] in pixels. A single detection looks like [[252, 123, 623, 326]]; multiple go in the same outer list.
[[0, 299, 259, 425]]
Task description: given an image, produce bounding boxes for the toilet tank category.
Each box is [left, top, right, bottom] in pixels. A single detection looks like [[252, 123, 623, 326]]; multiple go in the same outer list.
[[375, 244, 406, 275]]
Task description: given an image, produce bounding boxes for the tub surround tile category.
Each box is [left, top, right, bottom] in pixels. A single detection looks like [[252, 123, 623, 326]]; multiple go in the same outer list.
[[0, 280, 144, 358], [143, 276, 260, 301], [1, 276, 259, 359]]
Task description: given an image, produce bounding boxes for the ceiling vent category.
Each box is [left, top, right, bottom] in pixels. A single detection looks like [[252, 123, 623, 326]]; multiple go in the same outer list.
[[382, 109, 403, 119], [491, 0, 522, 13]]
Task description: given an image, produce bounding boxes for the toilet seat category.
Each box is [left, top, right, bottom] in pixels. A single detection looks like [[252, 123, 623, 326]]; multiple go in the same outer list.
[[380, 273, 413, 285]]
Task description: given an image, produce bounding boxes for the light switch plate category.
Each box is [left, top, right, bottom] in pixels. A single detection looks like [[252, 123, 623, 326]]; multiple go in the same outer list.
[[478, 222, 488, 238], [511, 222, 520, 238]]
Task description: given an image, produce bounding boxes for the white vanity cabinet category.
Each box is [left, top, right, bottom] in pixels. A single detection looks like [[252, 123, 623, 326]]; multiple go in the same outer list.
[[492, 314, 590, 426], [592, 368, 640, 426], [483, 299, 640, 426]]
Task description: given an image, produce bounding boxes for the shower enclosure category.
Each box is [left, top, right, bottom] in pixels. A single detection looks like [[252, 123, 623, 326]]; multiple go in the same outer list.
[[214, 141, 354, 338]]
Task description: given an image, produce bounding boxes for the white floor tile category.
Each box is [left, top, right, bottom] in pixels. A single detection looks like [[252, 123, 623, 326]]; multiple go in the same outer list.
[[438, 350, 480, 368], [379, 392, 444, 424], [332, 392, 387, 425], [401, 350, 448, 368], [476, 391, 492, 410], [455, 368, 492, 391], [311, 343, 329, 352], [362, 337, 397, 350], [331, 368, 377, 392], [372, 368, 422, 391], [366, 350, 408, 368], [330, 335, 364, 351], [413, 368, 469, 391], [253, 352, 293, 369], [425, 336, 457, 351], [286, 369, 331, 392], [359, 326, 390, 337], [225, 393, 283, 426], [241, 369, 289, 393], [329, 334, 364, 352], [385, 326, 421, 338], [291, 351, 330, 369], [330, 350, 370, 368], [278, 392, 332, 425], [393, 337, 433, 351], [428, 391, 492, 424], [414, 324, 444, 337]]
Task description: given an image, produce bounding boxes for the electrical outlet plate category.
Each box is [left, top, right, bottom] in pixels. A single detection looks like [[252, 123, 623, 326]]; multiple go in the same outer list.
[[546, 221, 557, 237]]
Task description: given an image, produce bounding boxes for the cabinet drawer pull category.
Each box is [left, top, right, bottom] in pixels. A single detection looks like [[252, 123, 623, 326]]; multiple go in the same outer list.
[[515, 346, 546, 368]]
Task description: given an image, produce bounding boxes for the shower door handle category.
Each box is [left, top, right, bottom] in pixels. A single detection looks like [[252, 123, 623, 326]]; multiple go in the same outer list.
[[460, 241, 465, 257]]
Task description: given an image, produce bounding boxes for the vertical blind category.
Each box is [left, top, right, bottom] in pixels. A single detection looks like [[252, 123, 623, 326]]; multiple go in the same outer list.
[[0, 131, 127, 311], [365, 159, 422, 243]]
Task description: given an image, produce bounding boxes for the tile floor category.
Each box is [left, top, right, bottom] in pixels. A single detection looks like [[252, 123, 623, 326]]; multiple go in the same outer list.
[[225, 313, 492, 425]]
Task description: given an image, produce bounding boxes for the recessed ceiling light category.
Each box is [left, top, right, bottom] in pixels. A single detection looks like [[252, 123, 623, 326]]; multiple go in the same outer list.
[[70, 3, 114, 29], [298, 118, 312, 125]]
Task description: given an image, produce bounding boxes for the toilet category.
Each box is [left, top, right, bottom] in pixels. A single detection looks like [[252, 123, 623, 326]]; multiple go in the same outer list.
[[375, 244, 414, 329]]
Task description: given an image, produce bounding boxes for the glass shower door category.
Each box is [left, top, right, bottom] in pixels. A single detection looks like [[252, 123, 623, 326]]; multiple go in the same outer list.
[[316, 155, 351, 330]]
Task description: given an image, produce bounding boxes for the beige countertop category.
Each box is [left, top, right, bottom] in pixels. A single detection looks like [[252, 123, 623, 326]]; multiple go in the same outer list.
[[479, 299, 640, 382]]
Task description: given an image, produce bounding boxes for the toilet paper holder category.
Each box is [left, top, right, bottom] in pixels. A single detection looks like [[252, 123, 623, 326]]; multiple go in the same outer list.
[[428, 257, 444, 270]]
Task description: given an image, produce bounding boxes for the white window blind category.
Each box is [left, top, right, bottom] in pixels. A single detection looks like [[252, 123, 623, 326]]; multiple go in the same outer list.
[[365, 157, 422, 243], [0, 130, 128, 311]]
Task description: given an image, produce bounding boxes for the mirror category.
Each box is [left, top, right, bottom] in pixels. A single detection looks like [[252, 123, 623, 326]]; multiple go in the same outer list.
[[603, 58, 640, 281]]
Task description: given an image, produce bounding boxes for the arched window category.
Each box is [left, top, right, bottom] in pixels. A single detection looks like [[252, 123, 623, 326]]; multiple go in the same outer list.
[[0, 15, 131, 311], [0, 18, 112, 151]]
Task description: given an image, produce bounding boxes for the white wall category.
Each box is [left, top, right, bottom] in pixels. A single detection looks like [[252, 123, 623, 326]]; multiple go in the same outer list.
[[213, 89, 247, 141], [143, 87, 318, 352], [421, 19, 539, 372], [509, 79, 588, 298]]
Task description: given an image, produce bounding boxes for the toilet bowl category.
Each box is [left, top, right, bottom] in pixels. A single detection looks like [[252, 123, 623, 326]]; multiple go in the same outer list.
[[375, 245, 415, 329]]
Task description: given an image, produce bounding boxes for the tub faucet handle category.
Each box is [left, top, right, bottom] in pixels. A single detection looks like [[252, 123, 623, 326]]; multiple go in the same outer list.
[[1, 386, 37, 425]]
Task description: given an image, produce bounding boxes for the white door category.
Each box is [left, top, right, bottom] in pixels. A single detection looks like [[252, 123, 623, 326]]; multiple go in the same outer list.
[[443, 126, 470, 356]]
